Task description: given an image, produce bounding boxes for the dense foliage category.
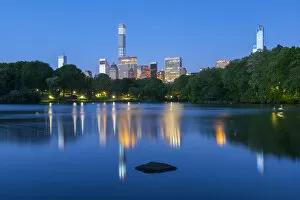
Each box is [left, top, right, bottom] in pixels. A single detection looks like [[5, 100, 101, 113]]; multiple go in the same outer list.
[[0, 45, 300, 104]]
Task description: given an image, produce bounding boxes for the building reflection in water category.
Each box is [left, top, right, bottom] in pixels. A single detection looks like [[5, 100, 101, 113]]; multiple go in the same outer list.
[[112, 102, 116, 135], [257, 152, 264, 175], [72, 104, 77, 136], [80, 103, 84, 134], [162, 103, 182, 148], [100, 106, 107, 146], [57, 116, 65, 151], [215, 120, 226, 147], [48, 103, 53, 135]]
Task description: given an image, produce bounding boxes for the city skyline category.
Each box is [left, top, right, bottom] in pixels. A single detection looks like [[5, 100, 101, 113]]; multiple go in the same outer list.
[[0, 0, 299, 75]]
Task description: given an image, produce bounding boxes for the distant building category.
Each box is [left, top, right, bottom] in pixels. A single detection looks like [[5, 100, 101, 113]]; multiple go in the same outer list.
[[84, 70, 93, 78], [118, 56, 138, 79], [99, 58, 109, 74], [118, 24, 126, 58], [180, 67, 187, 76], [164, 57, 182, 82], [150, 62, 158, 79], [139, 65, 151, 79], [109, 62, 118, 80], [58, 55, 67, 69], [157, 71, 165, 82], [216, 60, 230, 69], [253, 25, 264, 53]]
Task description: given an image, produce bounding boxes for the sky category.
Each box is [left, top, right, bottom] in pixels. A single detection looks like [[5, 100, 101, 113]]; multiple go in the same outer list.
[[0, 0, 299, 74]]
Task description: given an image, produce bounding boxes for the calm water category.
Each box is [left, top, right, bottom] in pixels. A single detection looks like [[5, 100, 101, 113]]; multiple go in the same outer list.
[[0, 103, 300, 200]]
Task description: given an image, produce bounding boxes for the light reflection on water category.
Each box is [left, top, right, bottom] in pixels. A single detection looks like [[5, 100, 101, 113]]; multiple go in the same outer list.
[[0, 103, 300, 199]]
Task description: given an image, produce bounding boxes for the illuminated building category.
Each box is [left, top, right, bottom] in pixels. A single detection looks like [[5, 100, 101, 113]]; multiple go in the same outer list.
[[253, 25, 264, 53], [164, 57, 183, 82], [162, 103, 182, 148], [157, 70, 165, 82], [118, 56, 138, 79], [118, 24, 126, 58], [138, 65, 151, 79], [215, 60, 230, 69], [58, 55, 67, 69], [109, 62, 118, 80], [150, 62, 158, 78], [99, 58, 109, 74], [215, 120, 226, 147]]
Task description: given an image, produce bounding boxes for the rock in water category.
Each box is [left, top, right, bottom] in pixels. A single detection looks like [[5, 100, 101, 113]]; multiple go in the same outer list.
[[135, 162, 177, 174]]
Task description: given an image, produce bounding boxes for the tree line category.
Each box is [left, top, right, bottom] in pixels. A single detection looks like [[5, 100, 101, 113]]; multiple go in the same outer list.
[[0, 45, 300, 104]]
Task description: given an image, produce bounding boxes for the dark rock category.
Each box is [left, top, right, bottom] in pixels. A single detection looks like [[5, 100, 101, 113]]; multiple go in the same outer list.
[[135, 162, 177, 174]]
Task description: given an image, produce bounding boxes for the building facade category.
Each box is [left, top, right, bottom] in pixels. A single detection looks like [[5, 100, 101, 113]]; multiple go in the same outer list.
[[253, 25, 264, 53], [109, 62, 118, 80], [58, 55, 67, 69], [139, 65, 151, 79], [150, 62, 158, 79], [164, 57, 182, 82], [99, 58, 109, 74], [180, 67, 187, 76], [118, 56, 138, 79], [157, 71, 165, 82], [215, 60, 230, 69], [118, 24, 126, 58]]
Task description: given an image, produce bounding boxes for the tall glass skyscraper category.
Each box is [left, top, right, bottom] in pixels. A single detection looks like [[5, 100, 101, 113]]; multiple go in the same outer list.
[[253, 25, 264, 53], [164, 57, 182, 82], [58, 55, 67, 68], [150, 62, 158, 79], [118, 24, 126, 58]]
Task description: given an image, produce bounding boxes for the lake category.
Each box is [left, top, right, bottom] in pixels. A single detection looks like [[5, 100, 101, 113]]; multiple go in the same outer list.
[[0, 103, 299, 200]]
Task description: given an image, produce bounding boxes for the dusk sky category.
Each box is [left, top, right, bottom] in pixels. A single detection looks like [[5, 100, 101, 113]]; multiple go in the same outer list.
[[0, 0, 299, 74]]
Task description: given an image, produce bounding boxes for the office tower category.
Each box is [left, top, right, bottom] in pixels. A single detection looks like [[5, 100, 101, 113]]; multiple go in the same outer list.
[[118, 56, 138, 79], [84, 70, 93, 78], [253, 25, 264, 53], [58, 55, 67, 68], [109, 62, 118, 80], [118, 24, 126, 58], [157, 71, 165, 82], [99, 58, 109, 74], [215, 60, 230, 69], [164, 57, 182, 82], [150, 62, 158, 78], [139, 65, 151, 79]]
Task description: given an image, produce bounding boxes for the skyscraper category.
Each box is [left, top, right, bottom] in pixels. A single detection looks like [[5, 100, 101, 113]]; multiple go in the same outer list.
[[157, 71, 165, 82], [150, 62, 158, 79], [58, 55, 67, 69], [118, 24, 126, 58], [99, 58, 109, 74], [118, 56, 138, 79], [109, 62, 118, 80], [164, 57, 183, 82], [139, 65, 151, 79], [253, 25, 264, 53]]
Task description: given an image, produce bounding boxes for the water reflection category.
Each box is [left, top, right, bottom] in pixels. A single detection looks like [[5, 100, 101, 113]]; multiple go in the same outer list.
[[1, 103, 300, 182]]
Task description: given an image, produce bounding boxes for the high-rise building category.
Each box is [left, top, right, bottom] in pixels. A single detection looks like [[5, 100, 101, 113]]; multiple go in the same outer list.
[[150, 62, 158, 79], [118, 24, 126, 58], [109, 62, 118, 80], [157, 71, 165, 82], [118, 56, 138, 79], [58, 55, 67, 69], [216, 60, 230, 69], [99, 58, 109, 74], [139, 65, 151, 79], [164, 57, 182, 82], [253, 25, 264, 53]]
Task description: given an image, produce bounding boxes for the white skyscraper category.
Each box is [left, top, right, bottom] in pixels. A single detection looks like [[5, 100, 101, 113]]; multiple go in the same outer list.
[[99, 58, 109, 74], [58, 55, 67, 68], [253, 25, 264, 53]]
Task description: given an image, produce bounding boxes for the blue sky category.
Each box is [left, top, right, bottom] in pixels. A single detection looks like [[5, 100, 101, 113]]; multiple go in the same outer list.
[[0, 0, 299, 74]]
